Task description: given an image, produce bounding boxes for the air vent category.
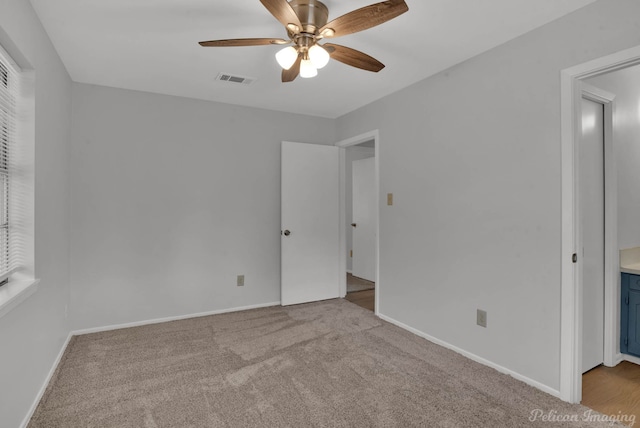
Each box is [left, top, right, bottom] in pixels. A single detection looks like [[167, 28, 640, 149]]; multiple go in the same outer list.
[[215, 73, 256, 85]]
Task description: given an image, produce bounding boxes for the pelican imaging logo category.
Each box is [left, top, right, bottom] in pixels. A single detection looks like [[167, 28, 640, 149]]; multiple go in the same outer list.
[[529, 409, 636, 426]]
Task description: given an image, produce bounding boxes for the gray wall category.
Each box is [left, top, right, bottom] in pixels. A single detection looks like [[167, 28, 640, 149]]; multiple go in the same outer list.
[[0, 1, 72, 427], [335, 0, 640, 392], [4, 1, 640, 424], [587, 66, 640, 250], [69, 84, 336, 330]]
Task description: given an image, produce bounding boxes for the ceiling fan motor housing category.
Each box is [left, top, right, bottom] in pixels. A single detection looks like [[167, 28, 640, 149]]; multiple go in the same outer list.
[[289, 0, 329, 35]]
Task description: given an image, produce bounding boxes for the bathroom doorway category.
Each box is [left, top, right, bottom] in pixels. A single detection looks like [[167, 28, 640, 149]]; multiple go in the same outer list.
[[572, 57, 640, 421], [338, 131, 379, 313]]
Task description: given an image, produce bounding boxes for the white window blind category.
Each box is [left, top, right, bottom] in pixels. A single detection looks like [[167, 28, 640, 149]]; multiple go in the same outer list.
[[0, 47, 21, 283]]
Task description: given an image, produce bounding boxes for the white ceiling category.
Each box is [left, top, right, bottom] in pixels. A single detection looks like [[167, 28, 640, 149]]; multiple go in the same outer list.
[[29, 0, 596, 118]]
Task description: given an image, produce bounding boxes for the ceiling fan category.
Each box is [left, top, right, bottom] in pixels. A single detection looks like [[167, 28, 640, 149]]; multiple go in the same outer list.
[[199, 0, 409, 82]]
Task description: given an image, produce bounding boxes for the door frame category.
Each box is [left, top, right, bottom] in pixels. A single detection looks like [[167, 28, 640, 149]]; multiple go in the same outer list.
[[560, 45, 640, 403], [336, 130, 380, 315]]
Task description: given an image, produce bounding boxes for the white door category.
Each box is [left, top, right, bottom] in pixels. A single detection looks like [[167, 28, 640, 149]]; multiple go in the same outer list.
[[580, 97, 605, 373], [352, 157, 376, 282], [281, 141, 340, 306]]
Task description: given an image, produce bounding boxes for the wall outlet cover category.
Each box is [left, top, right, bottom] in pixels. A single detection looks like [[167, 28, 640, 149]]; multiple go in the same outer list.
[[237, 275, 245, 287], [477, 309, 487, 328]]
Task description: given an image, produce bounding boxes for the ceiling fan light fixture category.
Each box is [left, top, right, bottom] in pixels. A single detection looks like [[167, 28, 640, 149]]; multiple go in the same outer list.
[[286, 23, 300, 34], [319, 28, 335, 38], [308, 44, 330, 69], [300, 59, 318, 78], [276, 46, 298, 70]]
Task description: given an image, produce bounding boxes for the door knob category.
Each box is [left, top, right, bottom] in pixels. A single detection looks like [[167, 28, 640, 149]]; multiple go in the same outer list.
[[351, 223, 357, 228], [283, 230, 291, 236]]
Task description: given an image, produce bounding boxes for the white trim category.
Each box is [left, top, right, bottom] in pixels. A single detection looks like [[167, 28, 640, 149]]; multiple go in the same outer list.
[[560, 44, 640, 403], [378, 313, 560, 398], [612, 353, 625, 367], [336, 131, 378, 148], [621, 353, 640, 366], [71, 301, 281, 336], [560, 65, 579, 404], [581, 83, 617, 101], [336, 130, 380, 315], [20, 332, 73, 428], [0, 277, 39, 319]]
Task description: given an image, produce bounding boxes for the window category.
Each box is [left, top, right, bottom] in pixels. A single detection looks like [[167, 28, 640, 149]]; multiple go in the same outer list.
[[0, 55, 15, 285], [0, 42, 36, 317]]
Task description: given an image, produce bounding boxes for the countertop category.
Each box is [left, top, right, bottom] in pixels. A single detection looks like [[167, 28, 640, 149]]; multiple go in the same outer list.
[[620, 247, 640, 275]]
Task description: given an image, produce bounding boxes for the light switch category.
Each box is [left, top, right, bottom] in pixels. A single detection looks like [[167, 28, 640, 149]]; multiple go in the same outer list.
[[387, 193, 393, 206]]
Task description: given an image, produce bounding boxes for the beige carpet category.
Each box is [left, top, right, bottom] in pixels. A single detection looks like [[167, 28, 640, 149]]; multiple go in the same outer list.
[[29, 300, 624, 427]]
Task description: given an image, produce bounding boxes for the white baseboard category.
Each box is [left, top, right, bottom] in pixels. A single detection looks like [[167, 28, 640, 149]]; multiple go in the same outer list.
[[20, 332, 73, 428], [621, 353, 640, 366], [72, 301, 282, 336], [611, 352, 640, 367], [609, 353, 625, 367], [377, 313, 561, 399]]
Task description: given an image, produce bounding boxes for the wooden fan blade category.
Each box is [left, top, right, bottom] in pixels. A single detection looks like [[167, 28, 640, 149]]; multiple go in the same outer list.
[[282, 55, 302, 82], [260, 0, 302, 32], [318, 0, 408, 39], [323, 43, 385, 72], [199, 38, 289, 47]]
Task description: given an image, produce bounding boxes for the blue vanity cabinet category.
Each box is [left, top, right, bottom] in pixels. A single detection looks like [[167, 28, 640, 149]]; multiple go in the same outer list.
[[621, 273, 640, 357]]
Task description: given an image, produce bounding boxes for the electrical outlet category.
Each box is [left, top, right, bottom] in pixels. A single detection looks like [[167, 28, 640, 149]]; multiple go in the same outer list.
[[477, 309, 487, 328], [387, 193, 393, 206], [237, 275, 244, 287]]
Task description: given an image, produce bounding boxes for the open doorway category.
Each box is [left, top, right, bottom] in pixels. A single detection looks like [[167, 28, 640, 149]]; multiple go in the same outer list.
[[345, 143, 375, 311], [337, 131, 379, 314], [578, 63, 640, 421], [561, 46, 640, 425], [560, 45, 640, 404]]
